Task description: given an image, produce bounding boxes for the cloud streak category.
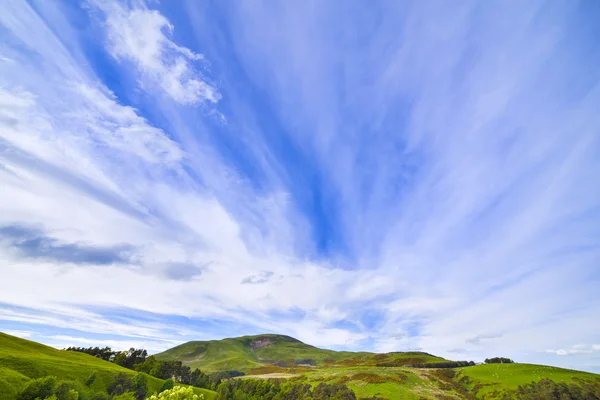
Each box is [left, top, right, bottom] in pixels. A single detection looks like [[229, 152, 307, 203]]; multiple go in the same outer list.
[[89, 0, 220, 105], [0, 0, 599, 373]]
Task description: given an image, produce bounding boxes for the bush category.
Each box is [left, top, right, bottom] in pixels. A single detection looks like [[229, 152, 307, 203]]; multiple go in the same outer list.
[[108, 373, 133, 396], [147, 386, 204, 400], [160, 378, 175, 393], [18, 376, 58, 400], [112, 393, 136, 400], [86, 372, 97, 387]]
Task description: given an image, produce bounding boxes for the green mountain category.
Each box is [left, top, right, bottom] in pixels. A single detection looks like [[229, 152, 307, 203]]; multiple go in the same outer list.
[[157, 334, 600, 399], [154, 333, 446, 372], [0, 332, 216, 400]]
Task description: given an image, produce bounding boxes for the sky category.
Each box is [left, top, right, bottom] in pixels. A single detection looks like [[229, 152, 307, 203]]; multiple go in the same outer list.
[[0, 0, 599, 373]]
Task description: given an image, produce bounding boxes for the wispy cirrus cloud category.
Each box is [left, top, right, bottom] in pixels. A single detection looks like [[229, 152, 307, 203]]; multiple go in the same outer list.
[[0, 0, 599, 373], [88, 0, 220, 105]]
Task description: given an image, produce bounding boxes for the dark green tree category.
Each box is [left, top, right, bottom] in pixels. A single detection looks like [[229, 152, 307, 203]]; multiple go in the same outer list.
[[18, 376, 57, 400]]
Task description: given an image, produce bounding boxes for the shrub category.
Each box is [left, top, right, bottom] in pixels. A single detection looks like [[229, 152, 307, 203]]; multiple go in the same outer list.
[[18, 376, 58, 400], [160, 378, 175, 393], [147, 385, 204, 400], [112, 393, 136, 400], [86, 372, 97, 387]]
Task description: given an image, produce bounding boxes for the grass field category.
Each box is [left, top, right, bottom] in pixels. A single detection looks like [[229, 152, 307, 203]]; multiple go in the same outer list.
[[238, 362, 600, 399], [456, 363, 600, 398], [0, 332, 217, 399]]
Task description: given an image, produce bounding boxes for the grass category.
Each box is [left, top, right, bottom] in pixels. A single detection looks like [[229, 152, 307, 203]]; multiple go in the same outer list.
[[243, 366, 465, 399], [5, 331, 600, 400], [238, 359, 600, 399], [157, 333, 600, 398], [155, 334, 446, 372], [0, 332, 217, 400], [456, 363, 600, 398]]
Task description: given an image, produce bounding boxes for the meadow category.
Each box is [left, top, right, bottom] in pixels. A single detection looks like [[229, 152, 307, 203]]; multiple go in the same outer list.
[[0, 332, 217, 399]]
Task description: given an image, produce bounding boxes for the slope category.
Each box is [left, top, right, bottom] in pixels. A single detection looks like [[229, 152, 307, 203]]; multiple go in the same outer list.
[[0, 332, 216, 399], [155, 333, 447, 372], [456, 363, 600, 398]]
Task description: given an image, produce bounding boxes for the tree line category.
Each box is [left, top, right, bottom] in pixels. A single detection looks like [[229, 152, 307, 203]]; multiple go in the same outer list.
[[484, 357, 514, 364], [215, 379, 356, 400], [65, 347, 243, 390], [411, 361, 476, 368], [17, 373, 152, 400]]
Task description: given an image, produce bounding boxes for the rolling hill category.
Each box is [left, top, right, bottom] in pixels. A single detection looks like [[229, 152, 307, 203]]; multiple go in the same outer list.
[[0, 332, 217, 400], [156, 334, 600, 399], [2, 331, 599, 399], [154, 333, 447, 372]]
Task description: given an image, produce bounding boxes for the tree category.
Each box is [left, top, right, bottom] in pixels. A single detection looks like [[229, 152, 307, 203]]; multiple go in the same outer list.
[[18, 376, 57, 400], [108, 372, 133, 396], [147, 385, 204, 400], [132, 373, 149, 400], [160, 379, 175, 393]]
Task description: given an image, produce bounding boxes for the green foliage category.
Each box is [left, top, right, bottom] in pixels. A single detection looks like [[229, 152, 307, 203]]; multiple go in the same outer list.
[[148, 385, 204, 399], [502, 378, 600, 399], [132, 373, 149, 400], [215, 379, 355, 400], [160, 378, 175, 393], [17, 376, 57, 400], [484, 357, 514, 364], [4, 332, 600, 400], [0, 333, 218, 400], [412, 360, 475, 368], [111, 393, 136, 400], [16, 377, 82, 400], [86, 372, 97, 387]]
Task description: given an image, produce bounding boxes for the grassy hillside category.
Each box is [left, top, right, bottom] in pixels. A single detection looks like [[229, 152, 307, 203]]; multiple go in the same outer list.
[[155, 333, 446, 372], [456, 363, 600, 398], [239, 363, 600, 399], [5, 331, 599, 400], [0, 332, 217, 399], [157, 334, 600, 399]]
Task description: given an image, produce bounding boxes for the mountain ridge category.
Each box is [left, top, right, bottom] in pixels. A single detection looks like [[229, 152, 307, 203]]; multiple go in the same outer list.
[[155, 333, 449, 372]]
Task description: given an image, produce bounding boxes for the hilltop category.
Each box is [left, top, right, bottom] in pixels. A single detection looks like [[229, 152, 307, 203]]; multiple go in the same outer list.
[[0, 332, 216, 400], [155, 333, 446, 372]]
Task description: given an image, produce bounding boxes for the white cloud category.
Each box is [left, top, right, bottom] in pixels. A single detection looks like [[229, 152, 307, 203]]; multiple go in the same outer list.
[[0, 0, 599, 371], [543, 345, 600, 356], [2, 330, 33, 338], [90, 0, 220, 105]]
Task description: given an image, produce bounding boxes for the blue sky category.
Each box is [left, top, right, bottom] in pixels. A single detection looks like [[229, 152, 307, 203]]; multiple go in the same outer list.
[[1, 0, 599, 373]]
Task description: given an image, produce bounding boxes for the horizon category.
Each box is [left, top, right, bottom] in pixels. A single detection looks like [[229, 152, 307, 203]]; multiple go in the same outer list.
[[1, 1, 599, 374]]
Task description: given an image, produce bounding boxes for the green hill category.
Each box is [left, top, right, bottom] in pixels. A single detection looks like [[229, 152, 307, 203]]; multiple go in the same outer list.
[[456, 363, 600, 398], [3, 331, 599, 400], [155, 333, 446, 372], [0, 332, 217, 399], [157, 334, 600, 399]]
